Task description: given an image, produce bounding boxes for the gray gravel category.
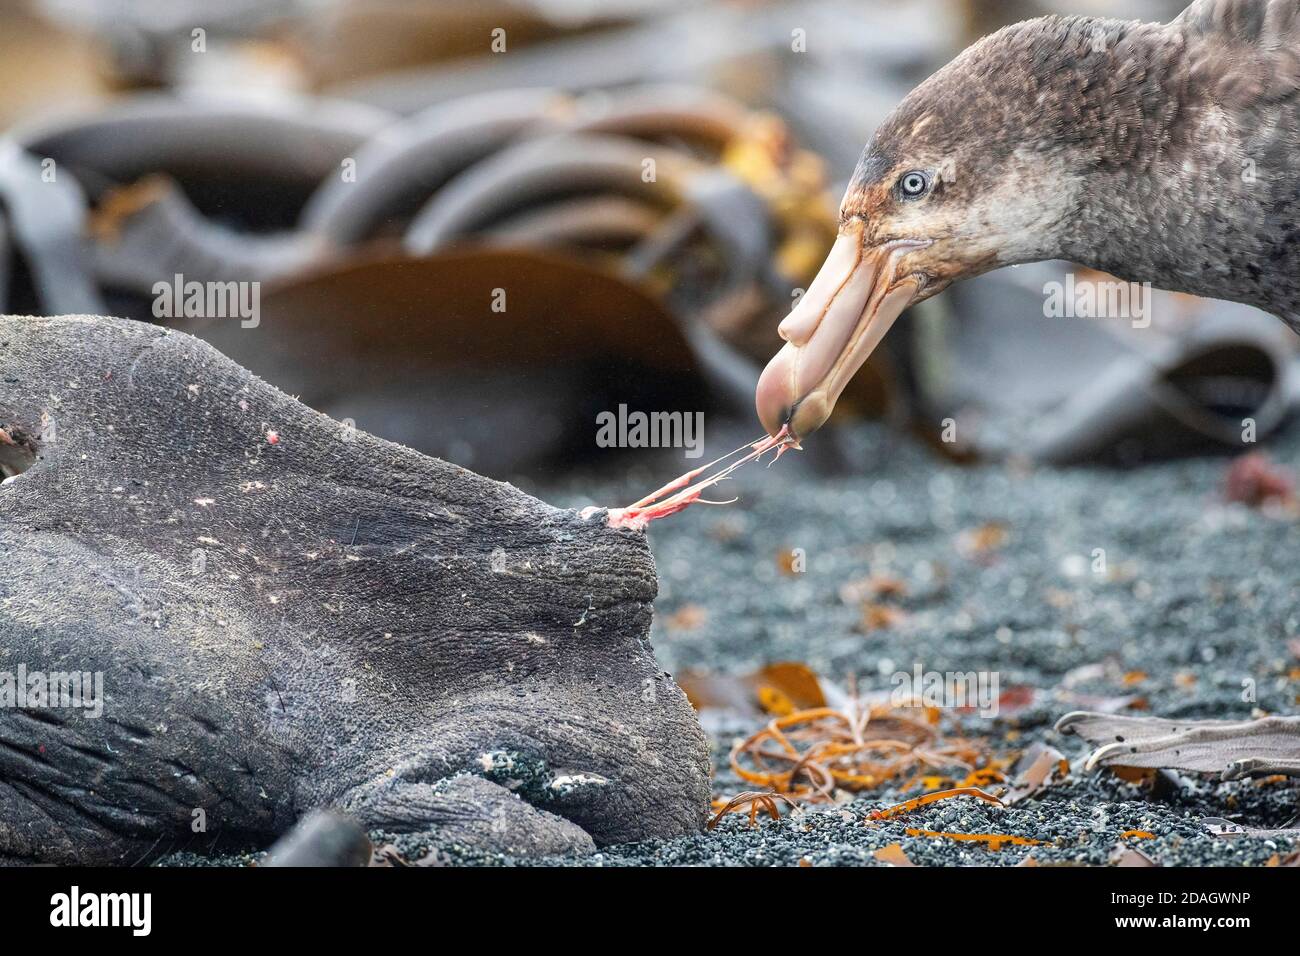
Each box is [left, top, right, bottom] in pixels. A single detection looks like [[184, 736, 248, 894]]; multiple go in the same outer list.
[[164, 417, 1300, 867], [504, 416, 1300, 867]]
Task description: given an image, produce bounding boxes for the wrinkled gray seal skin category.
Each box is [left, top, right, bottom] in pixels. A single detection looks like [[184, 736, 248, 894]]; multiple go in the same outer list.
[[0, 315, 709, 864]]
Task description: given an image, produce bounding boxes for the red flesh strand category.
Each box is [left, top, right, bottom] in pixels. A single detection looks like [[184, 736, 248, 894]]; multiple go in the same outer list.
[[582, 426, 796, 531]]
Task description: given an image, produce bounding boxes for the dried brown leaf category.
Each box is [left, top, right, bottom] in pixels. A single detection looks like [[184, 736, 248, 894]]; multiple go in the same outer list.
[[873, 843, 917, 867], [663, 603, 707, 632], [860, 602, 906, 632], [957, 522, 1008, 558], [1109, 844, 1159, 867], [679, 661, 826, 715], [1002, 742, 1070, 805]]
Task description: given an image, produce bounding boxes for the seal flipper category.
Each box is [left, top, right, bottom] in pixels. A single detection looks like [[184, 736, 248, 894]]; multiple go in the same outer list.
[[352, 774, 595, 859]]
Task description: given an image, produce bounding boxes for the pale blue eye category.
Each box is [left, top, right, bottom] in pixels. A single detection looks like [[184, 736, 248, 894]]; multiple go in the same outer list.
[[899, 171, 929, 198]]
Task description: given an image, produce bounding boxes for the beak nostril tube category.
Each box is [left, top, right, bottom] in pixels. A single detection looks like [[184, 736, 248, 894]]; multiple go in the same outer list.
[[777, 303, 821, 347]]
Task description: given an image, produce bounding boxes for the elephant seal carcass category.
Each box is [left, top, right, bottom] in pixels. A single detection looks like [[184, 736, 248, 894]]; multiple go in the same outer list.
[[0, 314, 709, 863]]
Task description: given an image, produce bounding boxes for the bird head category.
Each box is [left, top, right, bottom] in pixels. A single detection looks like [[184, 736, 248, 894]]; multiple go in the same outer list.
[[755, 19, 1107, 440]]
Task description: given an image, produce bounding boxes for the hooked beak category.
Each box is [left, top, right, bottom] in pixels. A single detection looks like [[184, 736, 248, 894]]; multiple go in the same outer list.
[[755, 220, 929, 440]]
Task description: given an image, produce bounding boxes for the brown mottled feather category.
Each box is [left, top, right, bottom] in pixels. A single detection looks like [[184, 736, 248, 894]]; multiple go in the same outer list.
[[844, 0, 1300, 330]]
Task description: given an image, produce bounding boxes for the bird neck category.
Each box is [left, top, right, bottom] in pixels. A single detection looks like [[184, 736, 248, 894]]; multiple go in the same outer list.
[[1056, 158, 1255, 305], [1046, 15, 1295, 324]]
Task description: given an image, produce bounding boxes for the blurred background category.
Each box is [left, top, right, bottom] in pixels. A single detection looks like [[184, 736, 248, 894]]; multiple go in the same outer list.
[[7, 3, 1300, 833], [0, 0, 1295, 483]]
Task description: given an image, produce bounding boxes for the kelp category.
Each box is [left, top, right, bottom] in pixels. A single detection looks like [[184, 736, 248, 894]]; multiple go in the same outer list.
[[729, 698, 984, 799], [708, 791, 801, 830], [903, 829, 1045, 851], [868, 787, 1005, 821]]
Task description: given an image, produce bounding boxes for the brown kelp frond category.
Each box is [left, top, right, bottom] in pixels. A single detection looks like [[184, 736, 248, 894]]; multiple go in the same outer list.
[[707, 791, 802, 829], [729, 698, 985, 799], [868, 786, 1005, 820], [706, 675, 1072, 849], [903, 829, 1046, 851]]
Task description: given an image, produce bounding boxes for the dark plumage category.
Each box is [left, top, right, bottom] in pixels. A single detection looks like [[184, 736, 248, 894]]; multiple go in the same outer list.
[[757, 0, 1300, 439], [757, 0, 1300, 780], [847, 0, 1300, 326]]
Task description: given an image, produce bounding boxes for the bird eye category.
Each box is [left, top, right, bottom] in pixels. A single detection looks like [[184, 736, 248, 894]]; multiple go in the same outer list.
[[899, 170, 930, 199]]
